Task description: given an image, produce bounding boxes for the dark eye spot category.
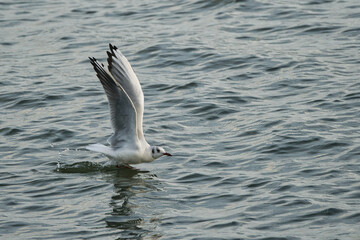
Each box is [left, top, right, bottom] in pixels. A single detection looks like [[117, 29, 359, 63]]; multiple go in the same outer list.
[[157, 148, 160, 153], [152, 149, 154, 154]]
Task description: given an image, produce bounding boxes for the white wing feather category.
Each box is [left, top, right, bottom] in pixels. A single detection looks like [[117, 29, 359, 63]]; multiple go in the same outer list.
[[107, 44, 145, 140], [89, 57, 138, 148]]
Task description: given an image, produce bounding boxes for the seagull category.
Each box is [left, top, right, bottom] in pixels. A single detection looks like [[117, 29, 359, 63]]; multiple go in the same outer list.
[[86, 44, 172, 166]]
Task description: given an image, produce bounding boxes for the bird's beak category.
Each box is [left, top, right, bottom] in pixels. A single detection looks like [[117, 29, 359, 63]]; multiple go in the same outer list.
[[163, 153, 172, 156]]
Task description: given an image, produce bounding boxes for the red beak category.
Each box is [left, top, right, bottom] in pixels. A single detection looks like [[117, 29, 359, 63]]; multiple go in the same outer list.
[[163, 153, 172, 156]]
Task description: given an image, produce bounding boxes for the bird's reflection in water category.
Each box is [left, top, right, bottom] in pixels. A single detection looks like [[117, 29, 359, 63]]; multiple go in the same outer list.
[[102, 166, 163, 240]]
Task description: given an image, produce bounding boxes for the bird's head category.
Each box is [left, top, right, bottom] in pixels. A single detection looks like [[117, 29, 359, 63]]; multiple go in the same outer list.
[[151, 146, 172, 159]]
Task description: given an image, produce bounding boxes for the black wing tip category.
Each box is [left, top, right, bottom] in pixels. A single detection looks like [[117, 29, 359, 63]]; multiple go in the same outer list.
[[106, 51, 113, 58], [109, 43, 118, 52], [89, 57, 106, 72], [90, 44, 120, 75], [89, 57, 96, 68], [88, 57, 117, 91], [107, 46, 119, 70], [90, 44, 118, 64], [89, 57, 98, 65], [89, 57, 106, 67], [106, 50, 115, 68]]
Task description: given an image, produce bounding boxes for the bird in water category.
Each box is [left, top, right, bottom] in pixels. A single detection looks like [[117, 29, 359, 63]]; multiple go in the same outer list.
[[86, 44, 172, 167]]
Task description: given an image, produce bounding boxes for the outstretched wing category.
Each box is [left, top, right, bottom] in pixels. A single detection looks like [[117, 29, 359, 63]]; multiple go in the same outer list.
[[106, 44, 145, 140], [89, 57, 138, 147]]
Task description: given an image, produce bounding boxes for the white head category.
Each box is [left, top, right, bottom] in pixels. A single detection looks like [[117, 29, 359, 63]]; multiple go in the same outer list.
[[151, 146, 172, 159]]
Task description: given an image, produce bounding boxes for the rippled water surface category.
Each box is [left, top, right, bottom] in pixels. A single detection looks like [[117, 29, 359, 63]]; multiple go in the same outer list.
[[1, 0, 360, 239]]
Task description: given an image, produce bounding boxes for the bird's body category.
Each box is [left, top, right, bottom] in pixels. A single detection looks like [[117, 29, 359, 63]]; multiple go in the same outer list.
[[86, 142, 152, 165], [86, 44, 171, 166]]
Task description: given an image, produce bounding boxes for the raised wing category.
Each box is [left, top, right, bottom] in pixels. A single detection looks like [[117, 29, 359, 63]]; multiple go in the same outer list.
[[89, 57, 138, 147], [106, 44, 145, 140]]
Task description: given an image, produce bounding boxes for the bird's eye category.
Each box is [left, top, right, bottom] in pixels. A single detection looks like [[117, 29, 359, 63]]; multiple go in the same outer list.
[[157, 148, 160, 153], [152, 149, 154, 154]]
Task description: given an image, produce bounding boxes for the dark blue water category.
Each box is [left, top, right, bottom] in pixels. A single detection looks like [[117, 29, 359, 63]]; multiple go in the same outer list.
[[1, 0, 360, 239]]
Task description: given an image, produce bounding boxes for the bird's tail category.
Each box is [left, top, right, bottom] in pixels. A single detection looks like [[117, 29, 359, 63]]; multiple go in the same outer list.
[[86, 143, 114, 157]]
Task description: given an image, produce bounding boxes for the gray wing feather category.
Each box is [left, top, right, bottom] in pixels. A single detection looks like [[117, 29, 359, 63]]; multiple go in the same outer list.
[[89, 57, 138, 147], [107, 44, 145, 140]]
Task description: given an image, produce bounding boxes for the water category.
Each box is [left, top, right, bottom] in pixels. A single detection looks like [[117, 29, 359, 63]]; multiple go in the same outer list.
[[1, 0, 360, 239]]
